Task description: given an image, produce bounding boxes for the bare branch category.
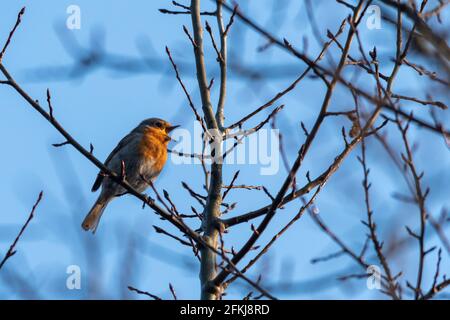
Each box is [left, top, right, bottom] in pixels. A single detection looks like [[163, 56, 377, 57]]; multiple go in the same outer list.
[[128, 286, 162, 300], [0, 191, 43, 270], [0, 7, 25, 62]]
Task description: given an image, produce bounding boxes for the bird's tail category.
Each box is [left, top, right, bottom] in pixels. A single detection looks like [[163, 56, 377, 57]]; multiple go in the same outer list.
[[82, 195, 111, 233]]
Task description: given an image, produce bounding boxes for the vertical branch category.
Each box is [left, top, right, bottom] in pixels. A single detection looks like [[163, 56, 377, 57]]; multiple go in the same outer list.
[[215, 0, 232, 130], [190, 0, 218, 130], [190, 0, 223, 300], [353, 47, 400, 298], [397, 118, 428, 299], [386, 0, 428, 94], [359, 136, 399, 299]]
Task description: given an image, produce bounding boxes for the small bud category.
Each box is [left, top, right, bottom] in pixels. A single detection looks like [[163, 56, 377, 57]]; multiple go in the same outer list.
[[369, 47, 377, 61], [326, 29, 333, 39]]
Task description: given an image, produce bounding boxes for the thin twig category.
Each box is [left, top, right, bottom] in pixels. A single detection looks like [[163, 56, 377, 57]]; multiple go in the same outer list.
[[0, 191, 43, 270], [0, 7, 25, 62], [128, 286, 162, 300]]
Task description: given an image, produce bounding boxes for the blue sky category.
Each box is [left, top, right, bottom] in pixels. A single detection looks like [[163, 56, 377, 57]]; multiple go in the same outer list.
[[0, 0, 449, 299]]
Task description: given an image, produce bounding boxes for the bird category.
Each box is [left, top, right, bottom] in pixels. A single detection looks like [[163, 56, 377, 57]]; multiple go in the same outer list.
[[82, 118, 179, 233]]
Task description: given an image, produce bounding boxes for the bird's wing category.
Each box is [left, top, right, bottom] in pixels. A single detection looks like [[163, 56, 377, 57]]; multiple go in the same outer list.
[[91, 131, 140, 192]]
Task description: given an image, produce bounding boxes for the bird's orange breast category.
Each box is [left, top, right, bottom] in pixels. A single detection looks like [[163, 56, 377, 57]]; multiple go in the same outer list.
[[138, 127, 169, 172]]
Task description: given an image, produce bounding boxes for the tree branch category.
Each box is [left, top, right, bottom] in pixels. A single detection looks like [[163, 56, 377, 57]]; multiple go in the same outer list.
[[0, 191, 43, 270]]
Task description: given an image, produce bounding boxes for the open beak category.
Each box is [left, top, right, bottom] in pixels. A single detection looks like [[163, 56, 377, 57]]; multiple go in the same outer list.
[[166, 125, 180, 133]]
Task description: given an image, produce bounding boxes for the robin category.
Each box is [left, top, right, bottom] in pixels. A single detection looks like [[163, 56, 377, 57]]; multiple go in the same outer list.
[[82, 118, 179, 233]]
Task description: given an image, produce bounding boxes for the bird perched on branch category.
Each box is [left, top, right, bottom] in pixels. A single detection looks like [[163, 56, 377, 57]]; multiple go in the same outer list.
[[82, 118, 179, 233]]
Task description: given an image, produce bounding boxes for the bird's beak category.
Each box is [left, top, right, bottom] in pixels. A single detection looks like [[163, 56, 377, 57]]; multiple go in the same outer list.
[[166, 125, 180, 133]]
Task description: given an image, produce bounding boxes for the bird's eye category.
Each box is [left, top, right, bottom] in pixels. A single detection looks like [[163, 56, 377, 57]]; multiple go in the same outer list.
[[156, 122, 164, 129]]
